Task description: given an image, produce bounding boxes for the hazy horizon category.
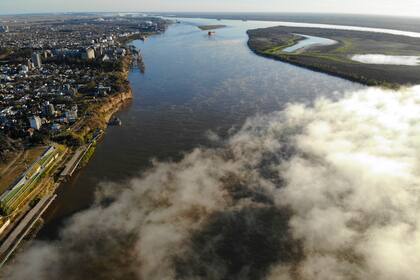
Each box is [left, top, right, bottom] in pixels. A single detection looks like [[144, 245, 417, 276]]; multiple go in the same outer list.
[[1, 0, 420, 18], [1, 12, 420, 19]]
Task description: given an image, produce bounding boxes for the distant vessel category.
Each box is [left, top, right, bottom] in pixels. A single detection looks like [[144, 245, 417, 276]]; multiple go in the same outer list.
[[208, 31, 216, 36], [109, 117, 122, 126]]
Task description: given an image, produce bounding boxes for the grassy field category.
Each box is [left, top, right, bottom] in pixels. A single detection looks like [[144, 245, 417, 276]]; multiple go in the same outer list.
[[247, 26, 420, 87]]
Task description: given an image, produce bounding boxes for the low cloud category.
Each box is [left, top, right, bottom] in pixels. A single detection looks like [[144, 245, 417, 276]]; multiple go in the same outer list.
[[5, 86, 420, 280], [268, 85, 420, 280]]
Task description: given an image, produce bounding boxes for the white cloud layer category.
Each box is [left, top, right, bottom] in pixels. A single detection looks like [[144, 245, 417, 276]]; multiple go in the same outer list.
[[267, 85, 420, 280], [4, 85, 420, 280]]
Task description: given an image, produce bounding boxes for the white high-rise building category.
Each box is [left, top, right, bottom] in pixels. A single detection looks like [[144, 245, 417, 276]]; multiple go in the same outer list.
[[82, 47, 95, 60], [0, 26, 9, 33], [29, 116, 42, 130], [31, 53, 42, 68], [65, 106, 78, 123]]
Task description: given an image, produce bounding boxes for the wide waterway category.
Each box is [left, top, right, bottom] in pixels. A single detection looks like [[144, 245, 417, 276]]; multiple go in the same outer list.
[[39, 18, 363, 239]]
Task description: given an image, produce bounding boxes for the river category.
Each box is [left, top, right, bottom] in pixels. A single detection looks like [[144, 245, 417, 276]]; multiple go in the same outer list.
[[38, 18, 363, 239]]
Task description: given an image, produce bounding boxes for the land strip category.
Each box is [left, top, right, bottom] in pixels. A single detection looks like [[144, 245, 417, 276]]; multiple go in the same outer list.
[[198, 25, 227, 31], [247, 26, 420, 87]]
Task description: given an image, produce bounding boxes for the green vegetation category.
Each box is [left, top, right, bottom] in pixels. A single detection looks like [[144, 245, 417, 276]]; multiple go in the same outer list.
[[0, 133, 22, 162], [118, 33, 149, 44], [247, 26, 420, 87], [109, 69, 131, 93], [53, 55, 131, 148], [0, 48, 32, 63], [29, 197, 41, 208], [0, 48, 13, 60], [51, 55, 125, 73], [52, 130, 85, 147], [80, 143, 96, 167]]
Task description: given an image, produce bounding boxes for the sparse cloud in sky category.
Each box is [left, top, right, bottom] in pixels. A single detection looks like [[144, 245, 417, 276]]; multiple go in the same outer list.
[[1, 0, 420, 17]]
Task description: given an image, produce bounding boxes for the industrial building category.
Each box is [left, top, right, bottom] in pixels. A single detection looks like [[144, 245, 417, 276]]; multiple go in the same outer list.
[[0, 146, 59, 215]]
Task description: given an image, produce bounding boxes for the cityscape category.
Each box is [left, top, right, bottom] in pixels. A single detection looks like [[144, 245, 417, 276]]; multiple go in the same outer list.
[[0, 13, 168, 267]]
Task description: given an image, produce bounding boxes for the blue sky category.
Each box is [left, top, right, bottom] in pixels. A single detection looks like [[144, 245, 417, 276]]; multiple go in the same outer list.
[[1, 0, 419, 17]]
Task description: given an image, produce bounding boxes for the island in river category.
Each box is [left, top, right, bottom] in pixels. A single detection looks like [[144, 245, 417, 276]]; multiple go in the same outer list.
[[247, 26, 420, 87], [198, 25, 227, 31]]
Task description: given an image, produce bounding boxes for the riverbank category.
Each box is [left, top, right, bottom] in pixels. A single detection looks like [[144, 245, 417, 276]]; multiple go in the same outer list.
[[247, 26, 420, 88], [0, 54, 133, 266], [49, 56, 133, 181]]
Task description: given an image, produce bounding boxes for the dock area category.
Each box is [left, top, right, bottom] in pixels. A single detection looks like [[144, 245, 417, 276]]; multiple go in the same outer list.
[[60, 142, 94, 179], [60, 130, 102, 179]]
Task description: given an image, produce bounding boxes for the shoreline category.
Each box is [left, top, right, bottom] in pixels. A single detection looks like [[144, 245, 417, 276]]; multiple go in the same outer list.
[[246, 43, 380, 87], [55, 54, 134, 181], [48, 54, 135, 194]]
